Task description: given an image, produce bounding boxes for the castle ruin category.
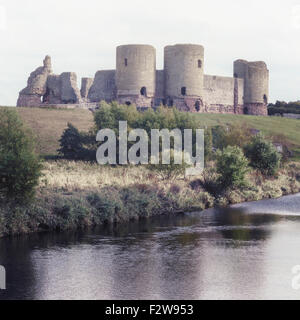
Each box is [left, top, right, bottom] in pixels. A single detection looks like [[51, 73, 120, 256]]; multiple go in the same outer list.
[[17, 44, 269, 116]]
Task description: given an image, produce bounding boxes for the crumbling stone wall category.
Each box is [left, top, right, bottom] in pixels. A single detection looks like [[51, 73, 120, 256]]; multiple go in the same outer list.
[[202, 75, 244, 114], [17, 45, 270, 117], [154, 70, 165, 106], [88, 70, 116, 102], [43, 72, 82, 104], [18, 56, 82, 106], [17, 56, 53, 107], [81, 78, 94, 99], [44, 74, 61, 104], [60, 72, 82, 104]]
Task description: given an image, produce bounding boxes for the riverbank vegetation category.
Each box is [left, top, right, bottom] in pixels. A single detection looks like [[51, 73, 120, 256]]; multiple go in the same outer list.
[[0, 103, 300, 238], [0, 160, 299, 237], [0, 109, 42, 203]]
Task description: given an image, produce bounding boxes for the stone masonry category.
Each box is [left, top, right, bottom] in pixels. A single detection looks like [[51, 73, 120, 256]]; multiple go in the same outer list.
[[17, 44, 269, 116]]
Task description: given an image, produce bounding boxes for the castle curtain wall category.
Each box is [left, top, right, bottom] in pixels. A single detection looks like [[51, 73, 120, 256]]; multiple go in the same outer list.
[[203, 75, 244, 114]]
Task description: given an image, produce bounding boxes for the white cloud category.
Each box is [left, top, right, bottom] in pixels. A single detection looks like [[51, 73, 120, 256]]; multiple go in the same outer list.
[[1, 0, 300, 105]]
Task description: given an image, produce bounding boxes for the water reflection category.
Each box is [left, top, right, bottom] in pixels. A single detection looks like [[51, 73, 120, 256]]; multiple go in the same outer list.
[[0, 194, 300, 300]]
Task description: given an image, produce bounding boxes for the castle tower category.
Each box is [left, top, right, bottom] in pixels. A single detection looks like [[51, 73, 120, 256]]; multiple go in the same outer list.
[[164, 44, 204, 112], [116, 44, 156, 108], [234, 60, 269, 116]]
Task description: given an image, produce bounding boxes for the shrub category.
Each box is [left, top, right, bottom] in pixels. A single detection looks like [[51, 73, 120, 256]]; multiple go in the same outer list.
[[197, 167, 221, 196], [244, 134, 281, 176], [119, 186, 161, 218], [216, 146, 249, 189], [58, 123, 83, 159], [148, 149, 191, 180], [222, 123, 253, 149], [212, 123, 253, 150], [58, 123, 95, 160], [94, 103, 202, 165], [94, 101, 140, 133], [189, 178, 202, 191], [86, 191, 123, 223], [169, 183, 181, 194], [52, 197, 90, 229], [212, 125, 227, 150], [269, 134, 292, 163], [148, 162, 188, 180], [0, 109, 42, 203]]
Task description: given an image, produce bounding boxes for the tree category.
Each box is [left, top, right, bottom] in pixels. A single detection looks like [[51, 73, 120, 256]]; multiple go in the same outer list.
[[58, 123, 95, 161], [0, 109, 42, 202], [94, 101, 140, 133], [216, 146, 249, 189], [244, 134, 281, 176], [58, 123, 84, 159]]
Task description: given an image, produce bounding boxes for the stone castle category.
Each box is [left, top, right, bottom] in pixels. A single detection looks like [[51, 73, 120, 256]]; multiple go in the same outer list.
[[17, 44, 269, 116]]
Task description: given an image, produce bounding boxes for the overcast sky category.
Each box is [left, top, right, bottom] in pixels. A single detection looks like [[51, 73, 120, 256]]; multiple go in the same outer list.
[[1, 0, 300, 105]]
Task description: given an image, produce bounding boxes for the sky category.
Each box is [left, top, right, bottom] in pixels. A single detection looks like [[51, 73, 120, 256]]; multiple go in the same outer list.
[[1, 0, 300, 106]]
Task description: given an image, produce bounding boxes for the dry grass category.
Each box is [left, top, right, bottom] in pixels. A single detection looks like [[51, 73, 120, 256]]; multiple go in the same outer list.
[[15, 107, 94, 156], [40, 160, 189, 193], [40, 160, 300, 200], [1, 160, 299, 237]]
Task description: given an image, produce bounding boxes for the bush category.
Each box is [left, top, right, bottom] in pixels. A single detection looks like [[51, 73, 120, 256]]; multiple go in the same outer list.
[[197, 167, 222, 196], [52, 197, 90, 229], [148, 149, 191, 180], [269, 134, 292, 163], [212, 125, 227, 150], [216, 146, 249, 189], [244, 134, 281, 176], [148, 162, 188, 180], [87, 191, 123, 223], [94, 101, 140, 133], [58, 123, 95, 160], [0, 109, 42, 203], [212, 123, 253, 150], [93, 103, 202, 167]]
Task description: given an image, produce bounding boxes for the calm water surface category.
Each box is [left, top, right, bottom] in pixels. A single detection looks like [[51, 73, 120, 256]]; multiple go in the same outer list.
[[1, 193, 300, 300]]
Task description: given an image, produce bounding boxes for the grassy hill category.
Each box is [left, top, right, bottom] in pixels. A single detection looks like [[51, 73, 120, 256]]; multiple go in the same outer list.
[[193, 113, 300, 159], [1, 107, 300, 160], [15, 107, 94, 156]]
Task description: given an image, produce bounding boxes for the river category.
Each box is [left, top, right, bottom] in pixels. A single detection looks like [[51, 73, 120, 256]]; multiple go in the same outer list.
[[1, 193, 300, 300]]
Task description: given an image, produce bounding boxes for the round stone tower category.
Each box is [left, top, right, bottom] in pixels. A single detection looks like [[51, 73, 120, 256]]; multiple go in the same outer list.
[[234, 60, 269, 116], [164, 44, 204, 112], [116, 44, 156, 108]]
